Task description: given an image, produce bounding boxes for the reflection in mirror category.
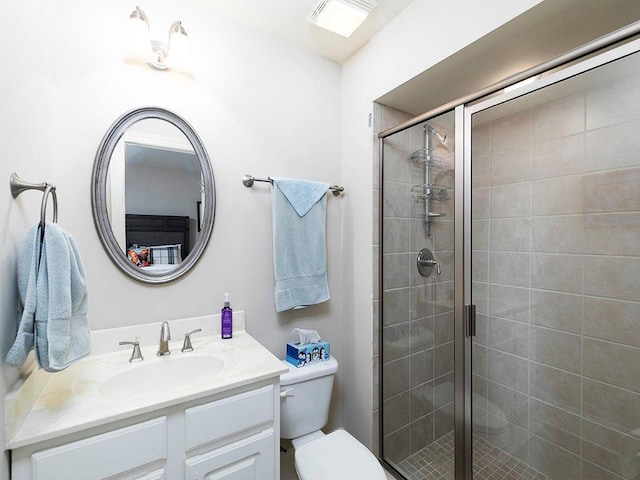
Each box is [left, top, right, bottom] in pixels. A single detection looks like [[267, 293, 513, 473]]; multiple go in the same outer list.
[[92, 108, 215, 284], [106, 119, 203, 274]]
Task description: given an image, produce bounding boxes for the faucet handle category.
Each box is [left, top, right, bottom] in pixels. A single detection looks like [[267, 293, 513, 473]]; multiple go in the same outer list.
[[119, 341, 143, 363], [160, 321, 171, 341], [182, 329, 202, 353]]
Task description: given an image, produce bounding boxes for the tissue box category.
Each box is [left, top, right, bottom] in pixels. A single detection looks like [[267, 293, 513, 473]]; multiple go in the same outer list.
[[286, 341, 330, 368]]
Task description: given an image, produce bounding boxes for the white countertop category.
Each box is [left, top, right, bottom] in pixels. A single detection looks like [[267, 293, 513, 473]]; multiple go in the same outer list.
[[5, 326, 287, 450]]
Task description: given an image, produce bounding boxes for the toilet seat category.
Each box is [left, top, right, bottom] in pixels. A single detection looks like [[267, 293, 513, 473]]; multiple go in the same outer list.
[[294, 429, 386, 480]]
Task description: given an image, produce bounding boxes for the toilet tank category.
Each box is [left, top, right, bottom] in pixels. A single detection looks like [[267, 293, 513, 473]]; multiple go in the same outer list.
[[280, 356, 338, 440]]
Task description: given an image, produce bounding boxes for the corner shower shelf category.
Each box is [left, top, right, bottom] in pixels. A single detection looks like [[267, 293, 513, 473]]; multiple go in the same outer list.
[[410, 183, 451, 202], [407, 124, 449, 236], [409, 149, 447, 169]]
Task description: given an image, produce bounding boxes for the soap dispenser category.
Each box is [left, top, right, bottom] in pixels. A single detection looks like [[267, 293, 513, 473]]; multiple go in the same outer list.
[[221, 293, 232, 339]]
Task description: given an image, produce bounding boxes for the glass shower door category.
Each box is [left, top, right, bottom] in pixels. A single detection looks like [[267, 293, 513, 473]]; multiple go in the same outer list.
[[380, 110, 456, 479], [468, 43, 640, 480]]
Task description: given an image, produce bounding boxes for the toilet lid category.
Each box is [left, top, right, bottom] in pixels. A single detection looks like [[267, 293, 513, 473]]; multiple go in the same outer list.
[[295, 429, 386, 480]]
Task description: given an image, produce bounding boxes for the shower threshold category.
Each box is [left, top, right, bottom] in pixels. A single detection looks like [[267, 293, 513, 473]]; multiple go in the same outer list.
[[394, 432, 550, 480]]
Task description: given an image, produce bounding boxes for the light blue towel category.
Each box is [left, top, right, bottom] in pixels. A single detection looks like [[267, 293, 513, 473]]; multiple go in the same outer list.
[[6, 223, 90, 372], [271, 177, 331, 312]]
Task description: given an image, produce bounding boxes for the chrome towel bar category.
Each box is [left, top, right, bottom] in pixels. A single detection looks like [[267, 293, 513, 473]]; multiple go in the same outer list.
[[10, 172, 58, 241], [242, 174, 344, 196]]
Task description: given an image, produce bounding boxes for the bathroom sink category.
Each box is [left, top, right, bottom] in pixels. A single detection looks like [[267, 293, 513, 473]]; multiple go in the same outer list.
[[98, 355, 226, 399]]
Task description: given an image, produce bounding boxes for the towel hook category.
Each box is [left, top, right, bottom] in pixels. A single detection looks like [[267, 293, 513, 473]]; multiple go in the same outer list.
[[10, 172, 58, 241]]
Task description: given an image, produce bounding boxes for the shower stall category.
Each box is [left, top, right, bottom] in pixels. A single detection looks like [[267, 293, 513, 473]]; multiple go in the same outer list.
[[378, 25, 640, 480]]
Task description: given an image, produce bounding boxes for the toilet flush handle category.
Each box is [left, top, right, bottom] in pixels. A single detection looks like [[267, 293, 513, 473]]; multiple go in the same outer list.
[[280, 388, 294, 398]]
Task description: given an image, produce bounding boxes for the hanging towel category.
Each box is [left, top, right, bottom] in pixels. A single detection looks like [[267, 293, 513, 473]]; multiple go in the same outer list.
[[271, 177, 331, 312], [6, 223, 91, 372]]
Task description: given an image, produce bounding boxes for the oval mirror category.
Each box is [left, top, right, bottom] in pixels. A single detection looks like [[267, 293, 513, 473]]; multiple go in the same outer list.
[[91, 107, 215, 283]]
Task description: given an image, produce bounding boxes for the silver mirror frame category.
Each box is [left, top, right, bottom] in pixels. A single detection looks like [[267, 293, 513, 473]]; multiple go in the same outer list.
[[91, 107, 215, 284]]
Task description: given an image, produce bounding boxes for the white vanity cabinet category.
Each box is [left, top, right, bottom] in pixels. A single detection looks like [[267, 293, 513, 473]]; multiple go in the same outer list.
[[10, 380, 280, 480]]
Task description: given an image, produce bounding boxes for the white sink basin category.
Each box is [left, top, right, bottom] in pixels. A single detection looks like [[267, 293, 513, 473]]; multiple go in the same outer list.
[[97, 355, 226, 399]]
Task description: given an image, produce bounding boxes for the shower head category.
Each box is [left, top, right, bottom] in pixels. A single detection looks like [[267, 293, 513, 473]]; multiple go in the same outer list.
[[425, 125, 447, 145]]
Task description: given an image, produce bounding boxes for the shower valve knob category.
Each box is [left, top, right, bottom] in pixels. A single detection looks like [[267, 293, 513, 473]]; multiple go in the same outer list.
[[417, 248, 441, 277]]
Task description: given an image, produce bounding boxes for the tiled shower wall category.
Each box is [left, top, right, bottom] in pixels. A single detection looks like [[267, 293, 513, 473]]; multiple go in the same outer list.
[[471, 60, 640, 479], [374, 104, 456, 465]]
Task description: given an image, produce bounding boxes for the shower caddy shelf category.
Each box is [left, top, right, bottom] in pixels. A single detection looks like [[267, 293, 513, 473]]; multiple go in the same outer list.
[[408, 125, 449, 235]]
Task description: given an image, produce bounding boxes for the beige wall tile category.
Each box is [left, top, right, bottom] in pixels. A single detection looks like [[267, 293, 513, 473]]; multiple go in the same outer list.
[[383, 425, 411, 463], [531, 290, 582, 334], [533, 93, 585, 142], [434, 342, 454, 378], [582, 418, 640, 478], [489, 317, 529, 357], [472, 250, 488, 282], [383, 391, 410, 434], [410, 414, 434, 454], [382, 288, 410, 327], [585, 168, 640, 214], [383, 181, 411, 218], [382, 356, 410, 400], [484, 414, 529, 462], [473, 187, 491, 219], [530, 326, 582, 374], [434, 373, 454, 410], [383, 322, 410, 362], [583, 379, 640, 432], [531, 215, 584, 254], [472, 219, 489, 251], [472, 122, 491, 157], [586, 213, 640, 256], [529, 398, 581, 454], [586, 73, 640, 130], [434, 402, 454, 440], [532, 176, 584, 215], [410, 349, 434, 387], [529, 434, 580, 480], [473, 154, 491, 188], [410, 284, 435, 320], [580, 460, 626, 480], [373, 189, 380, 245], [491, 146, 532, 186], [531, 253, 583, 294], [584, 338, 640, 393], [489, 284, 529, 323], [383, 144, 411, 183], [489, 252, 530, 287], [490, 217, 531, 252], [533, 133, 585, 180], [530, 362, 581, 413], [410, 317, 434, 352], [491, 110, 533, 154], [585, 119, 640, 172], [382, 217, 410, 253], [491, 183, 531, 218], [583, 297, 640, 348], [488, 349, 529, 393], [472, 281, 489, 315], [488, 381, 528, 428], [472, 344, 488, 377], [383, 253, 410, 290], [434, 311, 454, 345], [584, 255, 640, 302]]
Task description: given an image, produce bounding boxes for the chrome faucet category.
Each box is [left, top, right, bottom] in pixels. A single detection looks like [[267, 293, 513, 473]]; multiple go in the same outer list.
[[157, 321, 171, 356]]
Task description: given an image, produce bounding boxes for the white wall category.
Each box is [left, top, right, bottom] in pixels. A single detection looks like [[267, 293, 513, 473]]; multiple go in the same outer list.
[[0, 1, 341, 475], [339, 0, 544, 448]]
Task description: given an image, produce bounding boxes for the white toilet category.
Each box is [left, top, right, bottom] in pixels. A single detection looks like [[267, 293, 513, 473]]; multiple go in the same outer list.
[[280, 356, 386, 480]]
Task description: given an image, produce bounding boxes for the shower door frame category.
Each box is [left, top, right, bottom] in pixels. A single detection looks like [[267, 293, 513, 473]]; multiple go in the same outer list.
[[378, 20, 640, 480]]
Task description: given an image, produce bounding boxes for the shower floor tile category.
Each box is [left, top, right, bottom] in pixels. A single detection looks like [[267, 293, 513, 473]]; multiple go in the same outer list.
[[394, 432, 550, 480]]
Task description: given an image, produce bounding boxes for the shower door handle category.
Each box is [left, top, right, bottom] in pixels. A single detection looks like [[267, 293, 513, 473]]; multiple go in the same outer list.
[[465, 304, 476, 337]]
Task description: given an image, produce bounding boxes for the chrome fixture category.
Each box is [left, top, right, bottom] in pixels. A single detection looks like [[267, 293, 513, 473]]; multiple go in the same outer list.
[[409, 125, 450, 236], [119, 340, 143, 363], [242, 174, 344, 197], [157, 321, 171, 356], [10, 172, 58, 242], [181, 328, 202, 353], [417, 248, 441, 277], [127, 5, 191, 72]]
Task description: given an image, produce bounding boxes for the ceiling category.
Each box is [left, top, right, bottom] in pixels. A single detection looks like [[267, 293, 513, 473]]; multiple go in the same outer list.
[[193, 0, 416, 63]]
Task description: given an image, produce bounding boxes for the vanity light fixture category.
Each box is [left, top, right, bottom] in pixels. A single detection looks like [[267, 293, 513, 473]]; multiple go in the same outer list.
[[127, 5, 192, 73], [308, 0, 378, 38]]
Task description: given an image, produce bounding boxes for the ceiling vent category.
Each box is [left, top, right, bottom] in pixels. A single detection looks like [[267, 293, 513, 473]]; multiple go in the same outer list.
[[308, 0, 378, 37]]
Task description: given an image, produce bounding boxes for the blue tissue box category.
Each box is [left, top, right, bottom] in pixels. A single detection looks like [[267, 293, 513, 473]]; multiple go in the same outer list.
[[286, 340, 330, 368]]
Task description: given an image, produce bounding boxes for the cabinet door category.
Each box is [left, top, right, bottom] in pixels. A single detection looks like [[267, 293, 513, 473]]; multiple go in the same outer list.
[[185, 428, 274, 480], [30, 417, 167, 480]]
